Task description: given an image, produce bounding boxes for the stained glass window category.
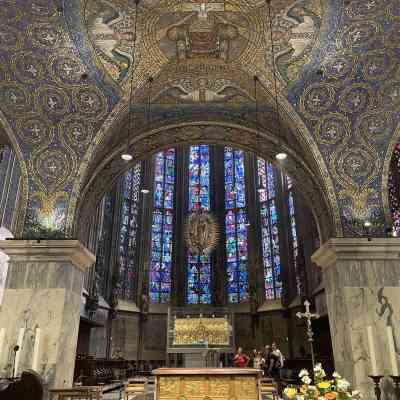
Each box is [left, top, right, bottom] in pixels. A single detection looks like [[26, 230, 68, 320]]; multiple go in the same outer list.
[[257, 159, 282, 300], [150, 149, 176, 303], [389, 143, 400, 235], [286, 176, 300, 294], [95, 192, 114, 296], [187, 145, 212, 304], [117, 163, 142, 301], [224, 147, 249, 303]]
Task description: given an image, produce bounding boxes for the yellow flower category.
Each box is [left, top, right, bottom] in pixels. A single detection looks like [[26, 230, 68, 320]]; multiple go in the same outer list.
[[318, 381, 331, 390], [285, 387, 297, 398]]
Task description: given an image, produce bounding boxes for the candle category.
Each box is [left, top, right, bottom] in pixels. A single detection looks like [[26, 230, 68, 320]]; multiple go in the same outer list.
[[367, 326, 378, 376], [14, 328, 25, 377], [0, 328, 5, 363], [32, 328, 41, 372], [387, 326, 399, 376]]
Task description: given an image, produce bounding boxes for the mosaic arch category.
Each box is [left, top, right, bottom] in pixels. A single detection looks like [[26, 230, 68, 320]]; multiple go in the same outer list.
[[68, 55, 339, 239], [3, 0, 396, 239], [74, 121, 338, 245]]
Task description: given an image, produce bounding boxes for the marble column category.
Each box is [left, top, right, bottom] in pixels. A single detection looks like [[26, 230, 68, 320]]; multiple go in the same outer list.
[[0, 240, 95, 389], [312, 238, 400, 399]]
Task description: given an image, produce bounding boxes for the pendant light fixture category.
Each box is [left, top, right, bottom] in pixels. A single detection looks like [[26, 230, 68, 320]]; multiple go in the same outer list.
[[121, 0, 140, 162], [266, 0, 287, 161]]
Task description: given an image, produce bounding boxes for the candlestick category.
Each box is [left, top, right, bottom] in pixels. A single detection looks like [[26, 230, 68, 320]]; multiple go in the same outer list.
[[14, 328, 25, 377], [31, 328, 41, 372], [367, 326, 378, 376], [387, 326, 399, 376], [0, 328, 5, 363], [369, 376, 383, 400]]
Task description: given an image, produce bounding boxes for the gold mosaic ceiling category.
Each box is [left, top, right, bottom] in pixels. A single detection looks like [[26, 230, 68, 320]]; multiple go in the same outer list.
[[83, 0, 325, 91]]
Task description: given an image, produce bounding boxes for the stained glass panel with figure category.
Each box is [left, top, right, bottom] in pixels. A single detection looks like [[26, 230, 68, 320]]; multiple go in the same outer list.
[[257, 159, 282, 300], [117, 163, 142, 301], [150, 149, 176, 303], [187, 145, 212, 304], [224, 147, 248, 303]]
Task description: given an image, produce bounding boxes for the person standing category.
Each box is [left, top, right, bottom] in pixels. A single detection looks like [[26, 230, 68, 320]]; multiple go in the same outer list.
[[233, 347, 249, 368], [271, 342, 285, 373], [253, 351, 265, 371], [263, 345, 272, 376]]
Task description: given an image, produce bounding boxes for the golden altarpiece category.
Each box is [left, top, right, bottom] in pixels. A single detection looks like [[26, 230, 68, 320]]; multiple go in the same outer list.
[[167, 308, 235, 368]]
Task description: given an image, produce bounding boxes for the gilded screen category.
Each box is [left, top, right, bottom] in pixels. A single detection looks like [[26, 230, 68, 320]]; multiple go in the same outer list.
[[173, 317, 231, 346]]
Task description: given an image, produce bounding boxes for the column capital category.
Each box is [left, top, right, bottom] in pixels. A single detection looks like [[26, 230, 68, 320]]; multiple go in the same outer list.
[[312, 238, 400, 269], [0, 239, 95, 271]]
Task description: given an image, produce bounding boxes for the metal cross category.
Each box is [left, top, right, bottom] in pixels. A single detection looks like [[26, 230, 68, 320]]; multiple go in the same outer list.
[[296, 300, 320, 373]]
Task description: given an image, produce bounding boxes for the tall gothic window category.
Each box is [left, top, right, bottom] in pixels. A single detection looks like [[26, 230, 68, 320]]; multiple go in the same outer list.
[[224, 147, 249, 303], [389, 143, 400, 234], [286, 176, 300, 294], [149, 149, 176, 304], [187, 145, 212, 305], [257, 159, 282, 300], [117, 163, 142, 301]]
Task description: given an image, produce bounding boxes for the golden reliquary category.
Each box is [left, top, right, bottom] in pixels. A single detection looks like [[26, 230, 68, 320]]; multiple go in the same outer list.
[[173, 317, 231, 346]]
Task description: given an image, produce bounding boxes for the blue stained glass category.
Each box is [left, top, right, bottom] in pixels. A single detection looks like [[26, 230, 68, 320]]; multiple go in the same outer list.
[[150, 149, 176, 303], [224, 147, 249, 303], [287, 176, 300, 295], [257, 158, 282, 300], [117, 163, 142, 301], [187, 145, 212, 304]]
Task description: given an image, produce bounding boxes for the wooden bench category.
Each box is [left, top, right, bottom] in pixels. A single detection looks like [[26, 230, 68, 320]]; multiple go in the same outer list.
[[50, 386, 102, 400], [124, 381, 146, 400]]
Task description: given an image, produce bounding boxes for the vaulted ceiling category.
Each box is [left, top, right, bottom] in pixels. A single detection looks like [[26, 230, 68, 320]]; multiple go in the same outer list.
[[0, 0, 399, 238]]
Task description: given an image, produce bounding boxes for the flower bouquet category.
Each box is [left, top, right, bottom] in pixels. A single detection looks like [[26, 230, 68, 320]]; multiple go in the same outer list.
[[283, 364, 362, 400]]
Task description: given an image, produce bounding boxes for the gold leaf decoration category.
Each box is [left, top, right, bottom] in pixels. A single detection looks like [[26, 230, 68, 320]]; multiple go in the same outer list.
[[185, 210, 219, 255]]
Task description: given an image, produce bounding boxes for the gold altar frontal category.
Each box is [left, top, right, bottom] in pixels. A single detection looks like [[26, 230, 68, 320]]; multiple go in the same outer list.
[[153, 368, 262, 400]]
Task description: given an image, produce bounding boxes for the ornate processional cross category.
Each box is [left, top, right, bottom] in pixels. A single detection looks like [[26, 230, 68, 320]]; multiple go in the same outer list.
[[296, 300, 320, 374]]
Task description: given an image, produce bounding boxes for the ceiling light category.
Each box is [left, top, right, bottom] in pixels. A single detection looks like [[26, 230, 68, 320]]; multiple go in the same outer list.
[[141, 189, 150, 194], [121, 153, 133, 161], [275, 152, 288, 161], [364, 221, 372, 228]]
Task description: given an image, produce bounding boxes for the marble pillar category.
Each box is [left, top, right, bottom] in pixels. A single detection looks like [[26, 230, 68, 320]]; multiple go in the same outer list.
[[312, 238, 400, 399], [0, 240, 95, 389]]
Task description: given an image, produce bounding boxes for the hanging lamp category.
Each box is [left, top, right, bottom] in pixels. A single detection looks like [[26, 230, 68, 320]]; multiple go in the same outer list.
[[266, 0, 287, 161], [121, 0, 140, 161]]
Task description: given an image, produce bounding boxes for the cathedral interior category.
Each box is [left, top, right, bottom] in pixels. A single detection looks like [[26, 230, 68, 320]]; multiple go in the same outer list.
[[0, 0, 400, 399]]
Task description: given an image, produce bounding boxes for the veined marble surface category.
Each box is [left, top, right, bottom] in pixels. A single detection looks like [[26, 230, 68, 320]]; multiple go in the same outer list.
[[0, 259, 83, 389], [324, 262, 400, 399]]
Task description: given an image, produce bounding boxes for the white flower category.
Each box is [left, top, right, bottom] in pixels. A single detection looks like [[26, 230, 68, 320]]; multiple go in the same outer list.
[[302, 376, 312, 385], [336, 378, 351, 392], [332, 371, 342, 379], [299, 369, 309, 378], [351, 390, 362, 399], [314, 363, 323, 371]]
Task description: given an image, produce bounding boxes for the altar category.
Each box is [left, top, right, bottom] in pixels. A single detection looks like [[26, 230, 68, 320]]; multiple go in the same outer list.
[[153, 368, 262, 400]]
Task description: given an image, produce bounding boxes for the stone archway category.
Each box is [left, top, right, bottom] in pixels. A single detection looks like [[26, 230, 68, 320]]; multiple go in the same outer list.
[[74, 120, 339, 243]]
